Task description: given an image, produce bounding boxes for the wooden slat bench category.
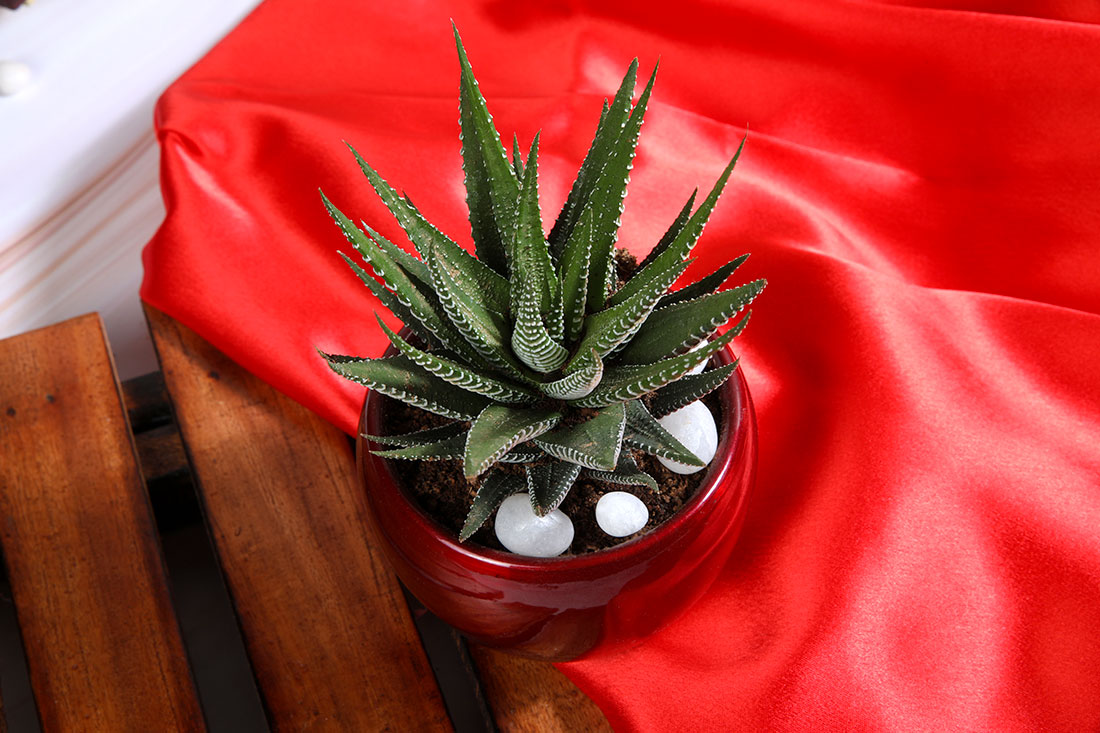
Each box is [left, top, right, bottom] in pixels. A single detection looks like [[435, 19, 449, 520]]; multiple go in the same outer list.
[[0, 311, 611, 732]]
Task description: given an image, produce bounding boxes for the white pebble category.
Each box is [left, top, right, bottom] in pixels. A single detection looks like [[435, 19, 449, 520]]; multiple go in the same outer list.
[[686, 340, 709, 375], [656, 400, 718, 474], [0, 61, 32, 96], [595, 491, 649, 537], [494, 494, 574, 557]]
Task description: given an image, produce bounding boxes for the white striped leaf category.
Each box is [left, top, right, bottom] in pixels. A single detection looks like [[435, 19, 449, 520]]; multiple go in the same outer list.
[[454, 25, 520, 272], [583, 63, 658, 310], [511, 133, 524, 179], [558, 63, 651, 310], [460, 469, 523, 542], [560, 207, 594, 343], [617, 286, 760, 365], [348, 144, 510, 314], [532, 402, 626, 471], [425, 241, 530, 381], [321, 353, 490, 420], [574, 328, 738, 408], [608, 136, 745, 309], [360, 223, 431, 289], [512, 277, 568, 372], [657, 253, 749, 308], [565, 256, 691, 373], [322, 193, 479, 364], [464, 405, 562, 479], [373, 434, 466, 460], [584, 452, 658, 491], [637, 189, 697, 271], [621, 400, 702, 466], [548, 60, 637, 259], [362, 421, 466, 447], [539, 350, 603, 400], [376, 316, 538, 404], [527, 460, 583, 516], [650, 362, 739, 418], [508, 134, 560, 322], [500, 446, 543, 463], [338, 251, 440, 350]]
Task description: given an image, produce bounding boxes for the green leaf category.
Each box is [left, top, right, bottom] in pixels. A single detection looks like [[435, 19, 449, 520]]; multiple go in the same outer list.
[[464, 405, 562, 478], [338, 251, 440, 350], [657, 254, 749, 308], [363, 421, 466, 447], [584, 62, 658, 311], [617, 283, 762, 365], [454, 24, 520, 272], [559, 207, 594, 343], [607, 136, 745, 309], [574, 327, 739, 408], [460, 83, 506, 274], [500, 446, 544, 463], [621, 400, 703, 466], [360, 223, 431, 289], [565, 256, 691, 373], [512, 274, 569, 372], [376, 315, 538, 404], [320, 352, 490, 420], [511, 133, 525, 179], [424, 241, 530, 380], [508, 134, 560, 321], [460, 469, 523, 542], [539, 350, 603, 399], [623, 433, 702, 467], [379, 439, 539, 465], [584, 452, 658, 491], [376, 434, 542, 465], [527, 460, 583, 516], [548, 60, 638, 259], [533, 402, 626, 471], [322, 193, 476, 361], [650, 361, 738, 418], [347, 144, 511, 314], [373, 434, 466, 460], [637, 189, 697, 271]]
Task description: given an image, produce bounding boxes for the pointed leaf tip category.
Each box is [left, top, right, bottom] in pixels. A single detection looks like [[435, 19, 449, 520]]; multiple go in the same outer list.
[[527, 460, 582, 516], [460, 469, 523, 542], [464, 405, 562, 479]]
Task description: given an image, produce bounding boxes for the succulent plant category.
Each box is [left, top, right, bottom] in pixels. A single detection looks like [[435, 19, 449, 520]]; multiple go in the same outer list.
[[320, 27, 765, 542]]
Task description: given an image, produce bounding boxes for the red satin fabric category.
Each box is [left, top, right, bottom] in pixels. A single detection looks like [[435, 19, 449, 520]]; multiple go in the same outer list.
[[141, 1, 1100, 729]]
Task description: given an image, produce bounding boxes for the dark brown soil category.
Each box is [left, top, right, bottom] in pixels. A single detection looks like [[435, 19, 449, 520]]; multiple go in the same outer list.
[[380, 389, 723, 555]]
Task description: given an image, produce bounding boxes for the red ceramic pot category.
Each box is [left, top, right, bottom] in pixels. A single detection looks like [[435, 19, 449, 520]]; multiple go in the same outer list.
[[356, 345, 757, 662]]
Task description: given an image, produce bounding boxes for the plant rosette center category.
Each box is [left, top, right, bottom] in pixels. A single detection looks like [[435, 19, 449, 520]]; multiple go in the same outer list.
[[321, 26, 765, 559]]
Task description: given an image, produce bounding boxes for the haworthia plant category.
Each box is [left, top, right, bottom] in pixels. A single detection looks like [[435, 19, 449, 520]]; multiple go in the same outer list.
[[322, 26, 766, 542]]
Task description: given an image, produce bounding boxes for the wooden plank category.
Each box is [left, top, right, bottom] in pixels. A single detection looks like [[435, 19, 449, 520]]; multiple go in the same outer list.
[[471, 646, 612, 732], [0, 314, 204, 732], [144, 305, 451, 731]]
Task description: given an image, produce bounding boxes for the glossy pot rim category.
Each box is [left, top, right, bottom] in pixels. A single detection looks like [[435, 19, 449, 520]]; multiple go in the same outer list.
[[359, 345, 750, 573]]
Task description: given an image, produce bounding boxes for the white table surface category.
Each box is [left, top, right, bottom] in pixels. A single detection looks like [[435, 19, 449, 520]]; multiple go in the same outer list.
[[0, 0, 262, 378]]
